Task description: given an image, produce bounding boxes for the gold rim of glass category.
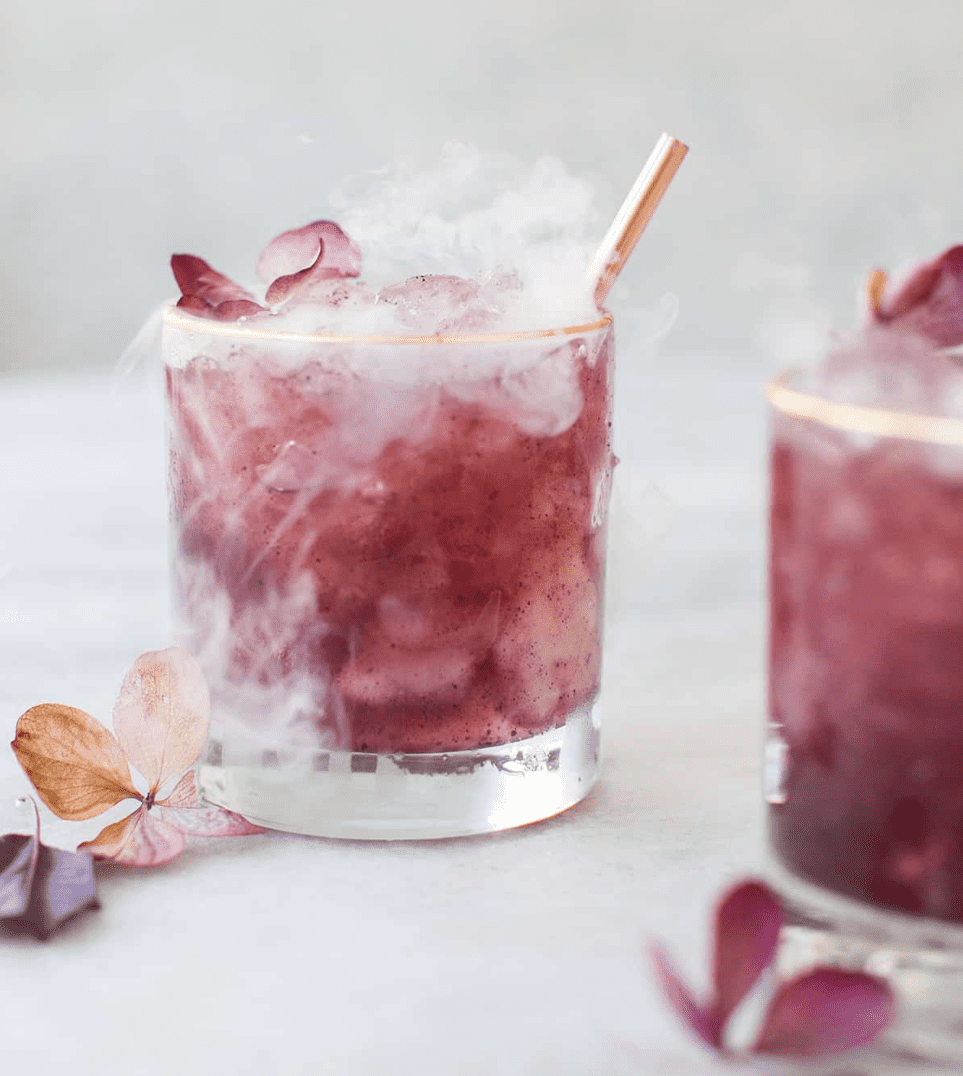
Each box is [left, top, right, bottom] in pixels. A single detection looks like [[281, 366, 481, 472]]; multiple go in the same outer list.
[[767, 370, 963, 448], [162, 304, 612, 346]]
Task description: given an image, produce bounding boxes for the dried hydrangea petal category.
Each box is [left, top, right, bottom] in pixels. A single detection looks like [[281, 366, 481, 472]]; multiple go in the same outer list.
[[650, 945, 722, 1050], [753, 968, 895, 1058], [80, 806, 186, 867], [712, 880, 782, 1030], [12, 704, 138, 820], [258, 221, 363, 305], [156, 771, 264, 837], [112, 648, 210, 794], [171, 254, 267, 322]]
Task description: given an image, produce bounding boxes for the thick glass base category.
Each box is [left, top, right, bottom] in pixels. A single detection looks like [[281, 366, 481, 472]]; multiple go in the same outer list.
[[198, 701, 600, 840], [770, 855, 963, 1070]]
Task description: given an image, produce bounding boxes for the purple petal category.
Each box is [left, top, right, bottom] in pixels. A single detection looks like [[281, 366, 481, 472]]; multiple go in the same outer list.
[[712, 880, 783, 1031], [0, 834, 36, 919], [650, 944, 722, 1050], [257, 221, 363, 305], [30, 844, 99, 938], [175, 294, 212, 315], [0, 814, 98, 940], [753, 969, 896, 1058], [170, 255, 267, 322], [873, 245, 963, 348]]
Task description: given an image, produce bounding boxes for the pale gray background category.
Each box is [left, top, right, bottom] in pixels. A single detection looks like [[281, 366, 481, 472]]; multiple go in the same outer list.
[[3, 0, 963, 376]]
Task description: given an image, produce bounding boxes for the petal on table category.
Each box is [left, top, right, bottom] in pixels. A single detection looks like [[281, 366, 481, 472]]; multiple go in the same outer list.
[[80, 807, 186, 867], [29, 843, 101, 939], [0, 832, 37, 919], [752, 968, 896, 1057], [112, 649, 210, 793], [650, 944, 722, 1050], [712, 879, 783, 1030], [156, 771, 265, 836], [0, 826, 100, 940], [12, 704, 139, 820]]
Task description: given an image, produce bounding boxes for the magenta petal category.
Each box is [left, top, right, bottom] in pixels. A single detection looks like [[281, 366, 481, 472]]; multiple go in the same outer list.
[[712, 880, 783, 1030], [176, 294, 211, 315], [650, 945, 722, 1050], [752, 969, 896, 1058], [874, 245, 963, 348], [170, 254, 266, 321], [266, 262, 344, 305], [212, 299, 268, 321], [256, 222, 323, 283], [257, 221, 362, 304]]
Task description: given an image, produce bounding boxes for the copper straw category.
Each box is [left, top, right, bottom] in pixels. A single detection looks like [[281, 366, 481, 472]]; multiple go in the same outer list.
[[589, 133, 689, 308]]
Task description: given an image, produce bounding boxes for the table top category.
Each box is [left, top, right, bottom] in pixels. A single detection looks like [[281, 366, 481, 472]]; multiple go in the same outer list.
[[0, 360, 797, 1075]]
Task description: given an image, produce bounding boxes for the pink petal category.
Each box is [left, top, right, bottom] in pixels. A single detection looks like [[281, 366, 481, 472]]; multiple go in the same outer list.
[[155, 771, 265, 837], [712, 879, 783, 1031], [650, 945, 722, 1050], [873, 245, 963, 348], [266, 262, 345, 305], [170, 255, 266, 321], [257, 221, 362, 305], [112, 648, 210, 792], [753, 969, 896, 1058], [255, 223, 322, 282], [80, 806, 186, 867], [211, 299, 267, 321], [176, 294, 212, 315]]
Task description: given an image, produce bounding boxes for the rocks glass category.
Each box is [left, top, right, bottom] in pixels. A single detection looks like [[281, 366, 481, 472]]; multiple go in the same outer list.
[[164, 306, 614, 839], [766, 357, 963, 1059]]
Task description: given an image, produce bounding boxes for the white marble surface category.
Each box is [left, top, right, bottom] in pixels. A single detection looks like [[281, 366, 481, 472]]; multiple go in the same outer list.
[[0, 361, 777, 1075]]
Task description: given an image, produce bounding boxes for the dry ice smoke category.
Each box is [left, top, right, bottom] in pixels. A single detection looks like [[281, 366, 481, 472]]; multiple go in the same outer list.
[[328, 141, 602, 329]]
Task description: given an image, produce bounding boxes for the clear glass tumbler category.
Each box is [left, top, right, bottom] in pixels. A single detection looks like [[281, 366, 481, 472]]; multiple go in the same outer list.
[[163, 306, 614, 839], [765, 367, 963, 1057]]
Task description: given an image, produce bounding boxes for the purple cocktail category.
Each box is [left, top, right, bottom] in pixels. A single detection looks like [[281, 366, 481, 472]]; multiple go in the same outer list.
[[768, 247, 963, 923], [163, 220, 614, 837]]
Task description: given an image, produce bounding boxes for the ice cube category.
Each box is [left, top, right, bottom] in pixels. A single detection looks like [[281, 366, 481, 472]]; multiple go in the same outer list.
[[377, 274, 480, 330], [287, 278, 375, 311]]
